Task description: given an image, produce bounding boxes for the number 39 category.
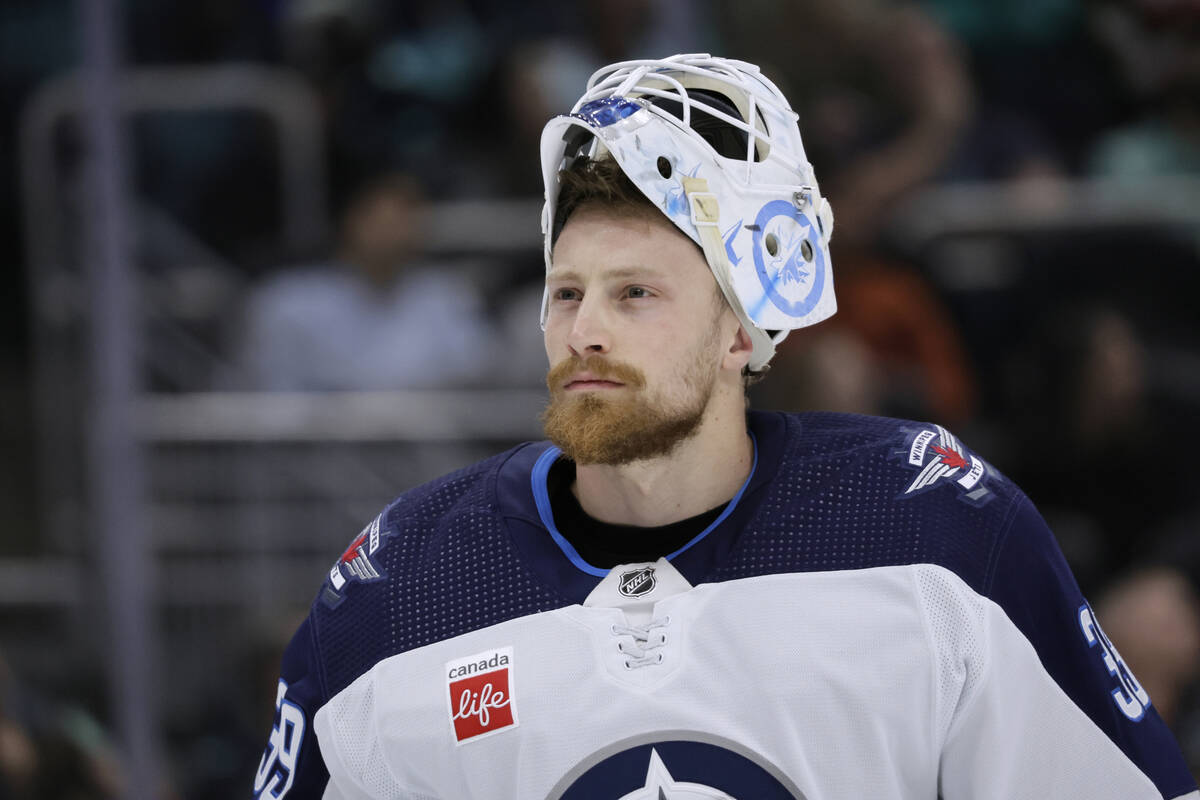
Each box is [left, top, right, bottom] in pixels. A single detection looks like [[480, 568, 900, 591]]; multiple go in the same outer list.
[[254, 679, 307, 798], [1078, 603, 1151, 722]]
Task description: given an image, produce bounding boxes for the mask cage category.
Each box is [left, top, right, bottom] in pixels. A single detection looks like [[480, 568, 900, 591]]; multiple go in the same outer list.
[[575, 55, 808, 182]]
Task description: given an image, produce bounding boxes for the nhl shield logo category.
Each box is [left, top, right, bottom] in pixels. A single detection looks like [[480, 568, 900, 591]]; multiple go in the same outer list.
[[618, 567, 657, 598]]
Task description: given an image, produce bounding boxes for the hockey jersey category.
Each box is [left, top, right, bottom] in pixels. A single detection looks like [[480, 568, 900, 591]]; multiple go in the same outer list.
[[253, 411, 1199, 799]]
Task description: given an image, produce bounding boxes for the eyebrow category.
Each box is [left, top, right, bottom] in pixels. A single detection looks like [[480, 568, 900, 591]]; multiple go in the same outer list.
[[545, 266, 665, 283]]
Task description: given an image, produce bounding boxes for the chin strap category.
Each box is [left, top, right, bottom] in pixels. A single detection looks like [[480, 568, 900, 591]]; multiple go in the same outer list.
[[681, 176, 777, 370]]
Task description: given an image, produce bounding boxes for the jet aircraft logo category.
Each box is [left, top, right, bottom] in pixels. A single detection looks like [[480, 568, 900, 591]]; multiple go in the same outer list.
[[321, 514, 389, 607], [749, 200, 826, 320], [898, 425, 993, 507], [768, 223, 812, 289]]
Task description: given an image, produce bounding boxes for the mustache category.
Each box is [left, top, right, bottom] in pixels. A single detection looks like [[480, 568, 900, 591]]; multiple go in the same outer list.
[[546, 355, 647, 392]]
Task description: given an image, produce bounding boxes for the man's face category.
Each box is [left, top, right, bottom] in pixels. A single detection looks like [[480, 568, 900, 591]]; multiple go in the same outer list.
[[541, 205, 732, 465], [343, 190, 424, 286]]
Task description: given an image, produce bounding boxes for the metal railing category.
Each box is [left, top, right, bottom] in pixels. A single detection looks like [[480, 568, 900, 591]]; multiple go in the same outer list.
[[19, 64, 329, 556], [19, 64, 329, 272]]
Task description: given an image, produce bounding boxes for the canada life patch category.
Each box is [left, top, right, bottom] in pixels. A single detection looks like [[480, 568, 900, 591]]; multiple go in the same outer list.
[[896, 425, 994, 507], [446, 647, 518, 744], [321, 513, 388, 608]]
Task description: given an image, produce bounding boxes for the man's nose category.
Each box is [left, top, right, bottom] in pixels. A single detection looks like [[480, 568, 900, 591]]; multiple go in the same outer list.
[[566, 294, 612, 356]]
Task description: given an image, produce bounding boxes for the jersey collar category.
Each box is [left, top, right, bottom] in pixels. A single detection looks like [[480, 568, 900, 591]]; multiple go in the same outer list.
[[496, 411, 789, 601], [529, 437, 759, 578]]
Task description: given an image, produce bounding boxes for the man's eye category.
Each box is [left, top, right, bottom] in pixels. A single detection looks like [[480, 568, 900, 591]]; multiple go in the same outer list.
[[554, 288, 580, 301], [625, 286, 651, 299]]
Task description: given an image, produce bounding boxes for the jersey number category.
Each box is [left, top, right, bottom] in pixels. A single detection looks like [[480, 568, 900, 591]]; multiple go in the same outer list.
[[254, 679, 307, 798], [1078, 603, 1150, 721]]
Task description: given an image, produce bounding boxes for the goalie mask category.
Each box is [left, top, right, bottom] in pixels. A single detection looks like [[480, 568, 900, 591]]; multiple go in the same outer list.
[[539, 54, 836, 370]]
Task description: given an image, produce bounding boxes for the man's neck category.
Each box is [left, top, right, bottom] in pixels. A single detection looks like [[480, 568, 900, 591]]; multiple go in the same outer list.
[[572, 405, 754, 527]]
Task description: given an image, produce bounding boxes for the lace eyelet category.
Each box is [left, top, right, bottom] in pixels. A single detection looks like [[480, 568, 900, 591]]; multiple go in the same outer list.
[[623, 661, 632, 670], [617, 642, 624, 652], [657, 654, 663, 663]]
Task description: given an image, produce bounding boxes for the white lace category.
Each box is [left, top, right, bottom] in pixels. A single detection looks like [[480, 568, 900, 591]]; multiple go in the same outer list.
[[610, 617, 671, 669]]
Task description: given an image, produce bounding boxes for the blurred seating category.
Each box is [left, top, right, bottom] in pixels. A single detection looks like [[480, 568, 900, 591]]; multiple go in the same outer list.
[[234, 173, 500, 391]]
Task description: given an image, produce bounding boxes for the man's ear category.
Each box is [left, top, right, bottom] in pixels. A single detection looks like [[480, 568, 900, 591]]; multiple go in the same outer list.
[[722, 319, 755, 372]]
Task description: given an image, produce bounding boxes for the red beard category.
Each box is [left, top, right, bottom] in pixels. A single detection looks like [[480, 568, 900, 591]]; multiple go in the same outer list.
[[541, 354, 711, 465]]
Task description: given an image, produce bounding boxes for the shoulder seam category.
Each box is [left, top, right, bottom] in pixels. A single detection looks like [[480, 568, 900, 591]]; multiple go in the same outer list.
[[907, 565, 948, 766], [920, 564, 995, 757], [982, 489, 1028, 597], [368, 665, 410, 794], [307, 605, 331, 705], [387, 445, 532, 528], [485, 441, 539, 515]]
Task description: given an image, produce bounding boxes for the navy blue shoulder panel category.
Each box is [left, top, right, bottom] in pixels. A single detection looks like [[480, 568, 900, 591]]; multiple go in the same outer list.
[[308, 444, 573, 698], [711, 411, 1017, 593], [989, 495, 1196, 799]]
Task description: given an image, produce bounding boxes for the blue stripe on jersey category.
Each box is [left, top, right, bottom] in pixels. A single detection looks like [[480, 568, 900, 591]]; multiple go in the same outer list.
[[531, 446, 606, 577], [666, 435, 757, 562], [531, 435, 759, 576]]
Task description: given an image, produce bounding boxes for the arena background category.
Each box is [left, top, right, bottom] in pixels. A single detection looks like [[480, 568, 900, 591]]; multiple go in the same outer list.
[[0, 0, 1198, 797]]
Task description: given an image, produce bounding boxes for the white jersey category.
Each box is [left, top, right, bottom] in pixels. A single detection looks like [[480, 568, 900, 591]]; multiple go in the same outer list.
[[254, 411, 1198, 799]]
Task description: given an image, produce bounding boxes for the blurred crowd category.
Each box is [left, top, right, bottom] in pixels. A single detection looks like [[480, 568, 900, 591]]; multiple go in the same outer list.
[[1, 0, 1199, 797]]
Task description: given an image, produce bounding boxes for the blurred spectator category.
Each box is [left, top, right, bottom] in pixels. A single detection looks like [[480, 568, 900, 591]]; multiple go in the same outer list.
[[1001, 304, 1194, 592], [1143, 511, 1200, 777], [1088, 0, 1200, 180], [751, 327, 885, 417], [723, 0, 1102, 179], [168, 614, 301, 800], [721, 2, 978, 243], [235, 173, 497, 390], [825, 4, 976, 244], [1096, 567, 1200, 730], [279, 0, 504, 199], [0, 650, 128, 799], [484, 0, 715, 194], [1091, 113, 1200, 180], [0, 681, 38, 798], [921, 0, 1128, 173], [1153, 510, 1200, 595], [743, 4, 979, 425], [759, 256, 977, 424]]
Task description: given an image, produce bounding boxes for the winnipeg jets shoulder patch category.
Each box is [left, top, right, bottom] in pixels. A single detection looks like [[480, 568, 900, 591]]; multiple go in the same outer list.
[[894, 425, 995, 507], [321, 512, 391, 607]]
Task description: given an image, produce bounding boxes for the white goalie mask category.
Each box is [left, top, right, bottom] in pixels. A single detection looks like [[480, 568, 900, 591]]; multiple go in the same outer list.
[[539, 53, 836, 370]]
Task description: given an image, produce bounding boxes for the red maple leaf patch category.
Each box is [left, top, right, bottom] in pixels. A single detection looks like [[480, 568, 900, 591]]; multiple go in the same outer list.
[[931, 444, 969, 470], [339, 533, 367, 564]]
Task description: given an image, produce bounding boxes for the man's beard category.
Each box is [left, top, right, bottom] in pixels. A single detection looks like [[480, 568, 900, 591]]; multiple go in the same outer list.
[[541, 350, 718, 466]]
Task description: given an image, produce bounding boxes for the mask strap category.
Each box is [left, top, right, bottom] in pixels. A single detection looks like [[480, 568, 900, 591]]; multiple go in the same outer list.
[[681, 175, 775, 370]]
